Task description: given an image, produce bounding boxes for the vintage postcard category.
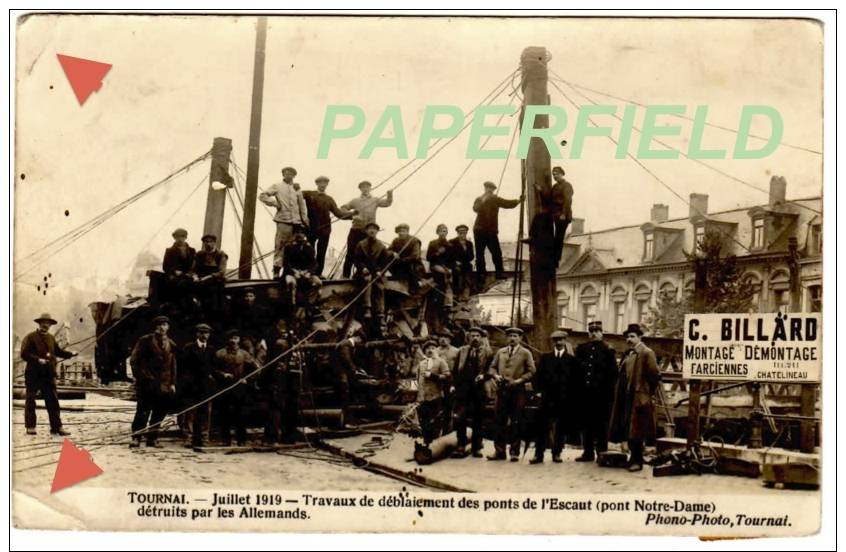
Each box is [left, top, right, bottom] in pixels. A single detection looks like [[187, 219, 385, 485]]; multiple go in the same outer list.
[[11, 12, 828, 540]]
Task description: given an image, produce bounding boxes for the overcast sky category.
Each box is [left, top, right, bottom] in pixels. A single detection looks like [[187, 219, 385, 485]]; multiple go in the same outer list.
[[14, 15, 823, 310]]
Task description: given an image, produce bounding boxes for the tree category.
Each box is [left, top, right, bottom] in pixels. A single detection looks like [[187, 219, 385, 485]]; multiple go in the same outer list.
[[646, 229, 756, 337]]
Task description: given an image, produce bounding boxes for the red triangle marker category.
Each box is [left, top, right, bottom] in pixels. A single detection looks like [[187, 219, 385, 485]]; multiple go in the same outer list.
[[56, 54, 112, 106], [51, 439, 103, 493]]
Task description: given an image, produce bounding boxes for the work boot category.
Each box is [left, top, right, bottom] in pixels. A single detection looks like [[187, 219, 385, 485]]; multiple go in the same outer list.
[[471, 449, 483, 458], [510, 455, 519, 463], [51, 427, 71, 436], [529, 456, 543, 465], [576, 453, 595, 462], [25, 428, 36, 435], [627, 463, 643, 472], [552, 454, 563, 463]]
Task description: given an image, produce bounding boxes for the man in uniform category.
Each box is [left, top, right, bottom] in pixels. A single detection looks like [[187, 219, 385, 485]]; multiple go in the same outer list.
[[575, 321, 618, 462], [609, 323, 660, 472], [282, 225, 322, 306], [415, 340, 451, 447], [472, 181, 521, 280], [302, 176, 356, 276], [178, 323, 216, 448], [530, 330, 578, 464], [259, 166, 309, 278], [341, 181, 393, 277], [388, 223, 424, 294], [449, 224, 475, 302], [452, 326, 493, 457], [129, 315, 177, 448], [213, 329, 259, 447], [352, 222, 394, 321], [487, 327, 536, 461], [20, 313, 77, 436]]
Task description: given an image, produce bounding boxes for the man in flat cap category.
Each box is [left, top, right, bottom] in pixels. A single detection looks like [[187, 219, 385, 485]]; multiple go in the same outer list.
[[487, 327, 535, 461], [192, 234, 228, 282], [259, 166, 309, 278], [20, 313, 77, 436], [575, 321, 618, 462], [426, 223, 455, 314], [452, 326, 493, 457], [388, 223, 424, 294], [531, 329, 578, 464], [472, 181, 522, 280], [302, 176, 356, 276], [352, 222, 394, 321], [415, 340, 451, 447], [178, 323, 216, 448], [129, 315, 177, 448], [609, 323, 660, 472], [282, 225, 322, 308], [449, 224, 475, 302], [341, 181, 393, 278], [162, 228, 196, 306], [233, 287, 270, 362], [214, 328, 259, 447]]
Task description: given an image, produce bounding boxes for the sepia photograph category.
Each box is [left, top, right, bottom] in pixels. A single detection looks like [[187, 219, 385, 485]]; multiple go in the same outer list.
[[10, 11, 831, 542]]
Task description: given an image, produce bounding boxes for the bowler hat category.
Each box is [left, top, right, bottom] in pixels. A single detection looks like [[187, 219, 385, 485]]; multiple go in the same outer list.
[[152, 315, 170, 325], [34, 313, 58, 325], [201, 234, 217, 243], [194, 323, 212, 333], [171, 228, 188, 238], [624, 323, 644, 336], [281, 166, 297, 175], [505, 327, 524, 336]]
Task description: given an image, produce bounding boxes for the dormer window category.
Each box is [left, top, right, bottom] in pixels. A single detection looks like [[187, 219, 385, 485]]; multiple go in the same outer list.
[[751, 217, 765, 249], [694, 225, 706, 250], [644, 232, 654, 260]]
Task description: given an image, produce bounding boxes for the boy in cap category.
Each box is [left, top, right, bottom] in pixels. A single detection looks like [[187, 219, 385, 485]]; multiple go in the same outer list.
[[20, 313, 77, 436], [352, 222, 394, 320], [487, 327, 535, 461], [341, 181, 393, 277], [129, 315, 177, 448], [388, 223, 424, 294], [302, 176, 356, 276], [472, 181, 522, 280], [608, 324, 659, 472], [259, 166, 309, 278]]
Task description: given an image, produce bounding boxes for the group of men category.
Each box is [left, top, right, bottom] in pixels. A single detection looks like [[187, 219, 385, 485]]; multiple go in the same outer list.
[[413, 321, 660, 473]]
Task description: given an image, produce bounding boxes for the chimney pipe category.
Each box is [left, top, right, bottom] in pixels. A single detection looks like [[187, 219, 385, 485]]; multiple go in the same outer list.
[[650, 204, 669, 224], [769, 176, 787, 207], [689, 193, 709, 219]]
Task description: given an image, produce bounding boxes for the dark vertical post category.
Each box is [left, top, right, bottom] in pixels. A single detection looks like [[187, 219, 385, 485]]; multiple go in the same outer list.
[[519, 46, 557, 349], [238, 16, 268, 280], [203, 137, 233, 247], [687, 257, 707, 447]]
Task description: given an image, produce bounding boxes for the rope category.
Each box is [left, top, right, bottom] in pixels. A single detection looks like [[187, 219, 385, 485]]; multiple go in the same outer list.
[[15, 150, 212, 278], [551, 75, 822, 155]]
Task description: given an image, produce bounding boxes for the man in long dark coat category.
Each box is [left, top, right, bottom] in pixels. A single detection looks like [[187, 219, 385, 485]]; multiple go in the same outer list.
[[130, 315, 177, 448], [452, 326, 493, 457], [608, 323, 660, 472], [574, 321, 618, 462], [530, 330, 578, 464], [178, 323, 216, 448]]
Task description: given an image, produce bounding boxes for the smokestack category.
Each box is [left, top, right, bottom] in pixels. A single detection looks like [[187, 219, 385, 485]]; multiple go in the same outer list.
[[570, 218, 585, 235], [689, 193, 709, 219], [769, 176, 787, 207], [650, 204, 669, 224]]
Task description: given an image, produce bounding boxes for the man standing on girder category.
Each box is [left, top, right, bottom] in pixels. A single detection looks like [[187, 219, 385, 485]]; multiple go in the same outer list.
[[259, 166, 309, 278], [341, 181, 393, 278], [302, 176, 356, 277], [472, 180, 522, 281]]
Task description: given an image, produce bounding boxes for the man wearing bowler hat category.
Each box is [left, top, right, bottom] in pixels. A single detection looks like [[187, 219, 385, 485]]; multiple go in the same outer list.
[[472, 180, 522, 280], [341, 181, 393, 278], [302, 176, 356, 276], [129, 315, 177, 448], [575, 321, 618, 462], [487, 327, 535, 461], [259, 166, 309, 278], [531, 330, 578, 464], [609, 323, 660, 472], [20, 313, 77, 436]]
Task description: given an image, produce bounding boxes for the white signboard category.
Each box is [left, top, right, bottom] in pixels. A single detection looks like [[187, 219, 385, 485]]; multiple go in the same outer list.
[[682, 313, 821, 382]]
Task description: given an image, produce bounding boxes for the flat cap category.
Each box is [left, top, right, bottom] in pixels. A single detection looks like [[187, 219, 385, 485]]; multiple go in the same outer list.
[[171, 228, 188, 238], [152, 315, 170, 325], [505, 327, 524, 336], [194, 323, 212, 332], [281, 166, 298, 175]]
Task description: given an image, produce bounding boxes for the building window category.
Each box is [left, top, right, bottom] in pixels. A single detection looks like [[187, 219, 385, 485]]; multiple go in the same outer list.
[[614, 301, 625, 334], [773, 290, 791, 313], [659, 282, 678, 300], [752, 218, 765, 249], [694, 225, 706, 250], [743, 274, 762, 313], [808, 285, 822, 312], [637, 299, 649, 324], [583, 303, 597, 326], [644, 233, 654, 260], [809, 224, 822, 255]]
